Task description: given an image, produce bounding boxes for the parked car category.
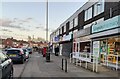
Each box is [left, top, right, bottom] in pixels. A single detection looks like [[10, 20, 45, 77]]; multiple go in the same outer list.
[[27, 48, 32, 54], [0, 51, 13, 79], [23, 48, 29, 59], [2, 48, 8, 55], [6, 48, 26, 64]]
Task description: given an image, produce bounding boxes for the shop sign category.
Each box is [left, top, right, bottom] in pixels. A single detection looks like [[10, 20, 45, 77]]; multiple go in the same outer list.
[[92, 15, 120, 33], [73, 27, 90, 38], [63, 34, 72, 41], [79, 36, 91, 42], [93, 41, 100, 57], [74, 36, 91, 42], [54, 36, 59, 42]]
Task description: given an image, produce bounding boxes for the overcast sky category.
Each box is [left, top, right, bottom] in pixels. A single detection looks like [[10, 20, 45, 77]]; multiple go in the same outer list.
[[0, 0, 88, 41]]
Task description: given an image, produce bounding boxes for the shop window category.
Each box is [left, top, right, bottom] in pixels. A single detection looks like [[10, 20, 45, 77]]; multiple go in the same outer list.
[[80, 42, 90, 53], [107, 37, 120, 64], [100, 39, 107, 64], [100, 40, 107, 53]]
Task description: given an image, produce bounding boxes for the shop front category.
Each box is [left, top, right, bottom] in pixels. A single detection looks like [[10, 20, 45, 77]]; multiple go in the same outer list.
[[91, 15, 120, 70], [52, 36, 60, 53], [59, 34, 72, 57], [73, 27, 91, 59]]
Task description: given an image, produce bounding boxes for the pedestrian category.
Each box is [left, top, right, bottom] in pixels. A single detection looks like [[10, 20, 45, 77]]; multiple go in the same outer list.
[[43, 47, 47, 57], [55, 46, 59, 56]]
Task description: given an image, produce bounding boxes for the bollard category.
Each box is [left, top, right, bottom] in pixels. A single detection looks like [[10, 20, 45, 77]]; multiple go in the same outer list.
[[62, 58, 68, 72], [65, 59, 67, 72], [46, 52, 50, 62], [62, 58, 64, 70]]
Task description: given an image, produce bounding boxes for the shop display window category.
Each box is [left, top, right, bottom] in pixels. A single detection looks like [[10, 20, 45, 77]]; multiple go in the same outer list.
[[80, 42, 90, 53], [107, 37, 120, 64], [108, 37, 120, 55], [115, 42, 120, 55], [100, 40, 107, 53], [100, 39, 107, 64]]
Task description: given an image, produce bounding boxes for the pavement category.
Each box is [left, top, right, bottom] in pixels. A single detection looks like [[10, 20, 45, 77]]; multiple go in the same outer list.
[[14, 52, 119, 78]]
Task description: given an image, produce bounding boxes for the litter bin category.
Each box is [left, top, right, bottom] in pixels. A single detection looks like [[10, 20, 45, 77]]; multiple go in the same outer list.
[[46, 52, 50, 62]]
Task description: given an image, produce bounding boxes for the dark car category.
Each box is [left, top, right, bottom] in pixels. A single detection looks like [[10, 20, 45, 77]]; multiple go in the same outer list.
[[0, 52, 13, 79], [6, 48, 26, 64]]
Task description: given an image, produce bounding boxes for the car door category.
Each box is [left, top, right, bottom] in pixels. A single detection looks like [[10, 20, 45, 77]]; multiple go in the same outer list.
[[0, 60, 2, 79], [0, 53, 12, 78]]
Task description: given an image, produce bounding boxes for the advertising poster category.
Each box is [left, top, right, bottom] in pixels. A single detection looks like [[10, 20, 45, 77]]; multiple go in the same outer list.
[[93, 41, 100, 57]]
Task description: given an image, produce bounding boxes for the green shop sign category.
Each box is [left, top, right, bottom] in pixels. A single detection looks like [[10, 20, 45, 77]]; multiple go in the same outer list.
[[92, 15, 120, 33]]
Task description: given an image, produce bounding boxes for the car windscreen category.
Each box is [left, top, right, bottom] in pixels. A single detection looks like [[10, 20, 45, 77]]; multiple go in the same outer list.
[[7, 50, 20, 54]]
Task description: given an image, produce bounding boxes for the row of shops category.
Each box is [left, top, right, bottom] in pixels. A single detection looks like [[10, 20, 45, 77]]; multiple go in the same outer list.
[[73, 15, 120, 70], [51, 15, 120, 70]]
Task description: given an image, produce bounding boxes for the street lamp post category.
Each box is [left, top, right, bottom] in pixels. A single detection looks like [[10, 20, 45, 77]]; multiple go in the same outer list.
[[45, 0, 51, 62], [46, 0, 48, 42]]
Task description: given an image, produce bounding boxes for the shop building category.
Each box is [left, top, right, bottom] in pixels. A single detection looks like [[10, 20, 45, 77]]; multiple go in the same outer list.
[[50, 0, 120, 61], [73, 27, 91, 59], [91, 15, 120, 69]]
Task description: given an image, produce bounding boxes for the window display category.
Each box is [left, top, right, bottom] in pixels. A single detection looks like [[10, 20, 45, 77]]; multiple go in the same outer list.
[[100, 39, 107, 64], [80, 42, 90, 53], [107, 37, 120, 64], [115, 42, 120, 55]]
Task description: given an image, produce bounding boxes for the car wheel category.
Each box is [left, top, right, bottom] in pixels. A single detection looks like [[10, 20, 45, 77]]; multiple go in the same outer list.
[[21, 59, 24, 64], [24, 58, 26, 61]]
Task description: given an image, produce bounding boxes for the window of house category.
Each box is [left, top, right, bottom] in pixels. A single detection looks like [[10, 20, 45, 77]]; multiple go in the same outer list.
[[94, 0, 104, 16], [70, 20, 73, 30], [85, 7, 92, 21], [57, 30, 59, 35], [74, 17, 78, 27], [64, 25, 66, 32], [60, 28, 62, 34]]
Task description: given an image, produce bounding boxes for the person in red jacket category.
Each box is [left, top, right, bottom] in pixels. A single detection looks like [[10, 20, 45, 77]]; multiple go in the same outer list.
[[43, 47, 47, 57]]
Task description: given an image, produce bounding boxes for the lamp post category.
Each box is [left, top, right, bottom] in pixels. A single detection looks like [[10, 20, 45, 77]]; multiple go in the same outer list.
[[46, 0, 48, 42]]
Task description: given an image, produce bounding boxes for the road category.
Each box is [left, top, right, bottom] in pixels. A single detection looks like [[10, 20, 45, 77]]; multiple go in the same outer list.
[[13, 52, 119, 78], [13, 57, 29, 77]]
